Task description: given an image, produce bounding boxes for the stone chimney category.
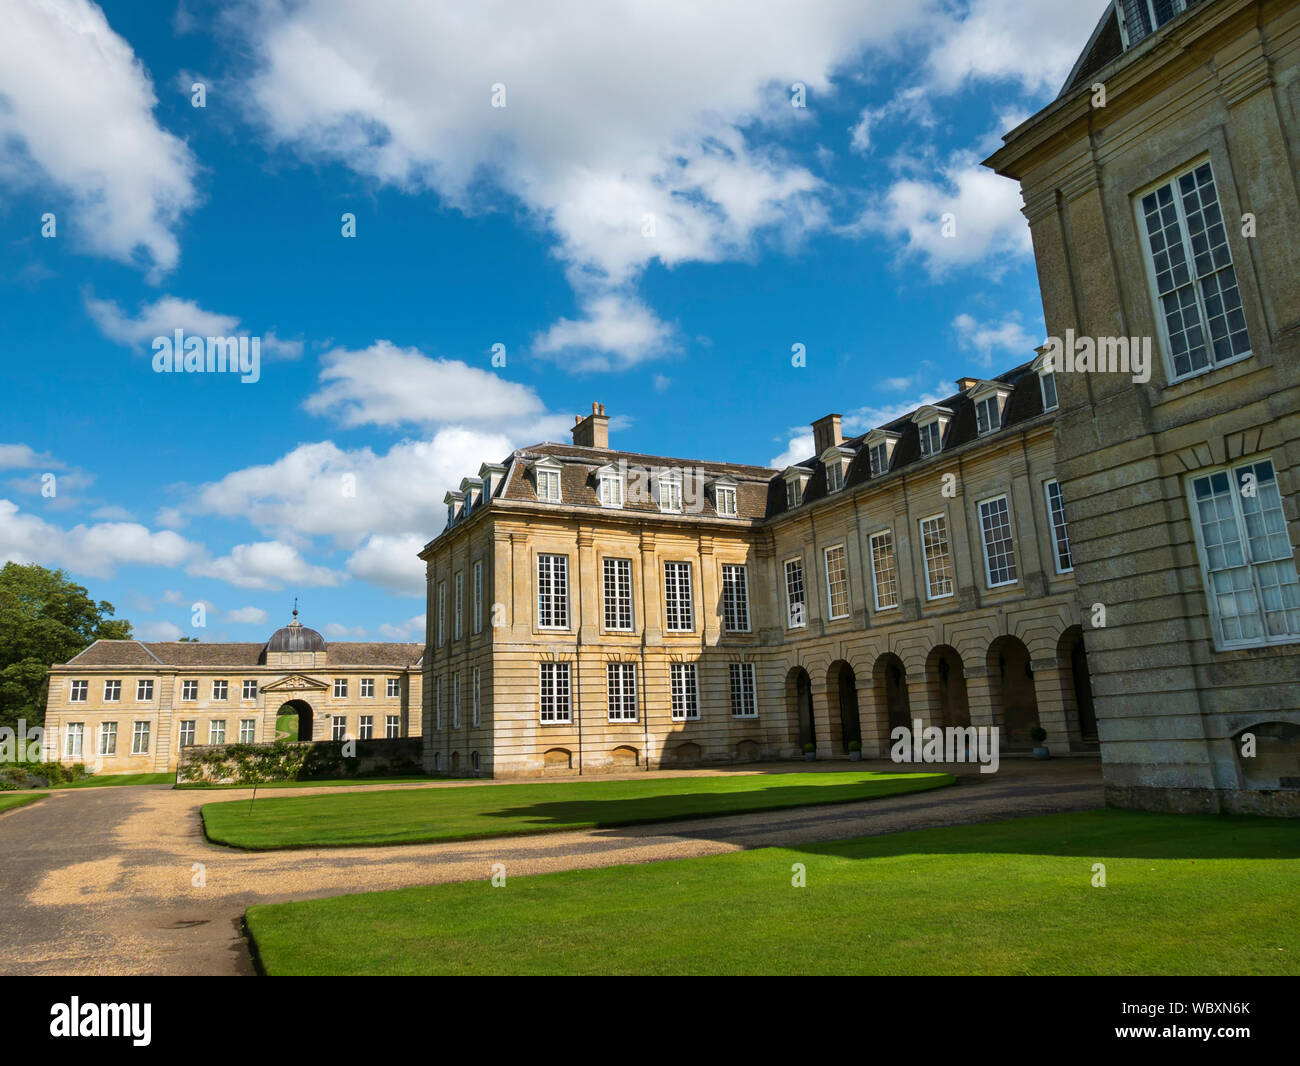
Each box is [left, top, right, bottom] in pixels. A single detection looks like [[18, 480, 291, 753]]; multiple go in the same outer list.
[[811, 413, 842, 456], [956, 377, 981, 393], [572, 402, 610, 449]]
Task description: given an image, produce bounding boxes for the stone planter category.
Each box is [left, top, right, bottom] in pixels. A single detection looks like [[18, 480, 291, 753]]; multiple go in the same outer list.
[[1032, 746, 1051, 760], [849, 751, 862, 761], [804, 751, 816, 762]]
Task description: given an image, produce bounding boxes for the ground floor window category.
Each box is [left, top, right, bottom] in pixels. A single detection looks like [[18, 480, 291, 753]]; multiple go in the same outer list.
[[359, 715, 374, 740], [239, 719, 256, 744], [385, 714, 400, 738], [670, 662, 699, 721], [728, 663, 757, 718], [331, 715, 347, 741], [539, 662, 572, 723], [131, 721, 151, 755], [607, 662, 638, 722], [65, 722, 84, 757], [178, 720, 195, 748], [98, 721, 116, 756], [208, 720, 226, 745]]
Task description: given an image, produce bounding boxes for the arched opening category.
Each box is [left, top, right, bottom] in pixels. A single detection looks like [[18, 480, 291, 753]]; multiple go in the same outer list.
[[872, 654, 911, 734], [1057, 626, 1098, 743], [785, 667, 815, 750], [926, 646, 970, 729], [275, 699, 314, 741], [450, 751, 460, 773], [987, 636, 1038, 749], [828, 660, 861, 754]]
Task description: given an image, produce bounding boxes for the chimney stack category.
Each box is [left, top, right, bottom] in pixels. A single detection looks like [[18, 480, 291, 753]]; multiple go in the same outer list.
[[956, 377, 981, 393], [572, 402, 610, 449], [811, 413, 842, 456]]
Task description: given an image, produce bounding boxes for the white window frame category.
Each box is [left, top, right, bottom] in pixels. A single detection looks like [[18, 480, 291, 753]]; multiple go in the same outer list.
[[333, 678, 347, 698], [1044, 479, 1074, 574], [359, 715, 374, 740], [663, 561, 694, 632], [784, 557, 806, 629], [1186, 458, 1300, 651], [1135, 157, 1253, 384], [212, 679, 228, 701], [869, 442, 889, 477], [536, 466, 562, 503], [454, 571, 464, 640], [437, 580, 446, 646], [670, 662, 700, 721], [385, 714, 400, 739], [360, 677, 375, 698], [331, 715, 347, 742], [721, 563, 751, 634], [539, 662, 572, 724], [602, 556, 634, 632], [137, 679, 154, 701], [65, 721, 84, 757], [536, 553, 570, 630], [977, 494, 1019, 589], [1115, 0, 1193, 49], [974, 395, 1002, 436], [387, 677, 401, 698], [98, 721, 117, 756], [473, 560, 484, 634], [825, 461, 844, 493], [239, 718, 256, 744], [715, 485, 738, 517], [131, 720, 151, 756], [103, 680, 121, 702], [824, 544, 850, 620], [177, 720, 196, 748], [1039, 369, 1058, 412], [919, 514, 955, 601], [606, 662, 638, 722], [917, 419, 945, 457], [69, 680, 87, 702], [728, 663, 757, 719], [598, 472, 625, 508], [209, 719, 227, 745], [181, 680, 198, 701], [241, 679, 257, 700], [657, 473, 683, 514], [869, 529, 899, 611]]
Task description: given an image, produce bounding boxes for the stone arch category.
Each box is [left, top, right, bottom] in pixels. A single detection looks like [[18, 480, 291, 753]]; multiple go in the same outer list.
[[987, 635, 1038, 749], [735, 738, 759, 763], [450, 751, 460, 773], [926, 645, 970, 729], [1056, 625, 1098, 744], [826, 659, 863, 755], [872, 653, 911, 735], [669, 741, 702, 765], [275, 698, 314, 741], [784, 665, 815, 751], [612, 745, 639, 768], [1232, 721, 1300, 790], [434, 751, 443, 772], [471, 750, 481, 774], [543, 747, 572, 770]]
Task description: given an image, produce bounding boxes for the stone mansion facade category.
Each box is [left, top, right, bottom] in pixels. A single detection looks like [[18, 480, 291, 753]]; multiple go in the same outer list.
[[424, 0, 1300, 813], [43, 615, 422, 775]]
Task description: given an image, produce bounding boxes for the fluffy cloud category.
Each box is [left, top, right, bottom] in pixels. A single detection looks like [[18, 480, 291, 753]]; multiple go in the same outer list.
[[236, 0, 933, 364], [532, 295, 677, 371], [769, 433, 814, 470], [0, 499, 200, 578], [225, 606, 269, 624], [378, 614, 426, 640], [0, 0, 198, 275], [85, 294, 303, 359], [346, 534, 426, 597], [953, 312, 1040, 367], [136, 620, 183, 641], [189, 541, 342, 591], [303, 342, 551, 430]]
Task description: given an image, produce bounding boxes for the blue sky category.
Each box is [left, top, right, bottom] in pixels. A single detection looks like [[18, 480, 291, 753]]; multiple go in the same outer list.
[[0, 0, 1106, 643]]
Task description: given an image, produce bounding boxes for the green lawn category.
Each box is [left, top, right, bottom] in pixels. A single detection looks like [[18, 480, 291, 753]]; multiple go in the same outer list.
[[274, 713, 297, 740], [180, 775, 445, 791], [204, 770, 954, 849], [53, 773, 175, 789], [0, 792, 45, 813], [245, 809, 1300, 975]]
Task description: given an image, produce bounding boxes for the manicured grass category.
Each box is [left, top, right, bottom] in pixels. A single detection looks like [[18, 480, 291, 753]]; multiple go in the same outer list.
[[0, 792, 45, 813], [180, 775, 444, 791], [53, 773, 175, 789], [274, 714, 297, 740], [245, 809, 1300, 975], [204, 771, 954, 849]]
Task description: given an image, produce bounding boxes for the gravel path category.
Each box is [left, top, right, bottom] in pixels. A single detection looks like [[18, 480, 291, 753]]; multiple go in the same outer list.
[[0, 759, 1102, 976]]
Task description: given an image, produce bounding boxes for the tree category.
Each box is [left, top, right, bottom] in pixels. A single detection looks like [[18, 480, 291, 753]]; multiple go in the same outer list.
[[0, 563, 132, 732]]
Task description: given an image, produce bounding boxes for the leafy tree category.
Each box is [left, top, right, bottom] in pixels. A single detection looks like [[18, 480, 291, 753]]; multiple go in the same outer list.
[[0, 563, 132, 731]]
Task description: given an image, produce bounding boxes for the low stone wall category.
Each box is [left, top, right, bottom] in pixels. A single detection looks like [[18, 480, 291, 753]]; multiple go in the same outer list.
[[177, 738, 425, 785], [1106, 784, 1300, 818]]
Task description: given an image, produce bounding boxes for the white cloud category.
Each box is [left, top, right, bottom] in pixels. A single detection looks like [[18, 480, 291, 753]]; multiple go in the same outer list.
[[303, 341, 551, 430], [0, 499, 201, 578], [191, 429, 516, 549], [136, 620, 183, 641], [0, 0, 198, 275], [85, 294, 302, 359], [237, 0, 932, 365], [953, 312, 1039, 368], [346, 534, 425, 596], [324, 622, 367, 638], [226, 606, 269, 625], [189, 541, 343, 591], [0, 444, 55, 469], [856, 149, 1031, 278], [378, 614, 426, 640], [533, 294, 677, 371], [769, 433, 815, 470]]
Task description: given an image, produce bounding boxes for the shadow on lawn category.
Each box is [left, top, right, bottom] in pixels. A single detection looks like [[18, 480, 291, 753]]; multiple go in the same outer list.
[[476, 776, 955, 831]]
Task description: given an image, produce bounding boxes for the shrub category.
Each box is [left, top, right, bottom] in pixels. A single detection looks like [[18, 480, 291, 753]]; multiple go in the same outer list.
[[848, 740, 862, 752], [1030, 725, 1048, 744]]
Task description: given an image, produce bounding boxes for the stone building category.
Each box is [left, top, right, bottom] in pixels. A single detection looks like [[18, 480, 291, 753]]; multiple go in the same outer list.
[[43, 613, 422, 774], [985, 0, 1300, 812], [421, 362, 1096, 778]]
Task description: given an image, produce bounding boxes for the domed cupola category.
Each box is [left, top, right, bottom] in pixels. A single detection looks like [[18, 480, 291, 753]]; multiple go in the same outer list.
[[265, 608, 327, 661]]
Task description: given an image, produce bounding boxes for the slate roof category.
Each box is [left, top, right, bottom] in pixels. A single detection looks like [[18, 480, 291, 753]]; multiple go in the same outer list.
[[61, 639, 423, 669]]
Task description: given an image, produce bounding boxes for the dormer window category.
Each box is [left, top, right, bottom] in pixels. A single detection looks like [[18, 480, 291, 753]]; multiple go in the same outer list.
[[912, 406, 952, 458], [531, 457, 563, 503], [711, 476, 738, 517], [478, 462, 506, 504], [864, 431, 900, 478], [820, 446, 853, 494], [656, 471, 683, 513], [786, 482, 799, 507], [1116, 0, 1193, 50], [1031, 349, 1058, 412], [781, 466, 811, 509], [443, 490, 464, 527], [969, 382, 1013, 437], [460, 477, 483, 515], [596, 463, 624, 508]]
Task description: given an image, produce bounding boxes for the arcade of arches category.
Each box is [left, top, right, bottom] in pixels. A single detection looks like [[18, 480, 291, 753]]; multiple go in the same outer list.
[[784, 627, 1098, 756]]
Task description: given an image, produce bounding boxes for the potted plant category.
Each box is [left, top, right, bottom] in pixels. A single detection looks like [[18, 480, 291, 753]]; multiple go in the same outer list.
[[1030, 725, 1050, 760], [803, 742, 816, 762], [848, 739, 862, 762]]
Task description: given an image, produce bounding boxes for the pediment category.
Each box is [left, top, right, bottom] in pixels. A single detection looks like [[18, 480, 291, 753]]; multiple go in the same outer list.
[[260, 674, 331, 693]]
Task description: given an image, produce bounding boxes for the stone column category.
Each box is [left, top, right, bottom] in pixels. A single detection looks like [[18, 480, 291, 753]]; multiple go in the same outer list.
[[1031, 655, 1074, 755], [810, 675, 839, 759], [964, 664, 997, 735]]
